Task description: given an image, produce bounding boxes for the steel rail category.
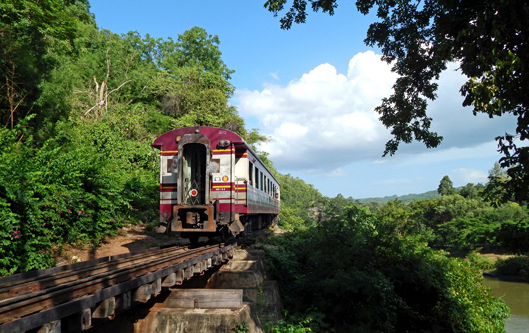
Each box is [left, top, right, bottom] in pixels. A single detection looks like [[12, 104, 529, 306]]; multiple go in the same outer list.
[[0, 245, 187, 302], [0, 244, 216, 321], [0, 242, 235, 332]]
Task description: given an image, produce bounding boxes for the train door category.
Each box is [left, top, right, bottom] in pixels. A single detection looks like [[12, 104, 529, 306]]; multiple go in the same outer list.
[[172, 133, 215, 234], [221, 144, 235, 222], [181, 143, 207, 205]]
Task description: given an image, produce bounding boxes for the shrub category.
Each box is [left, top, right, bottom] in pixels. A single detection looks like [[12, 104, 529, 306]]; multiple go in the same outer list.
[[0, 117, 158, 275], [264, 206, 509, 331], [465, 251, 496, 271], [496, 256, 529, 280]]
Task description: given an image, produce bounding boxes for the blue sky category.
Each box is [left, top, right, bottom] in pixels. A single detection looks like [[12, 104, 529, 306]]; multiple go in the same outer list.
[[89, 0, 517, 199]]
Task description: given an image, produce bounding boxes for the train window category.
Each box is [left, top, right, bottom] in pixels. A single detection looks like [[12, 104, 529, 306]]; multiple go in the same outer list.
[[260, 172, 263, 191], [248, 162, 254, 186], [255, 167, 259, 188], [209, 159, 220, 173], [167, 158, 178, 174]]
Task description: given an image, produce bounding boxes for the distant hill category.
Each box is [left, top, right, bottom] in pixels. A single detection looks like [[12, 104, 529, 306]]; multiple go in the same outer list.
[[356, 190, 440, 204]]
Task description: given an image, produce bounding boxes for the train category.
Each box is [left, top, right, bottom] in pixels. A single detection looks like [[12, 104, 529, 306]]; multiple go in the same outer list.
[[152, 126, 280, 243]]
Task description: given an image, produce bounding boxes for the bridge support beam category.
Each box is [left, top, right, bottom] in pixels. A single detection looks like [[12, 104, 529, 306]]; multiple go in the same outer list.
[[36, 320, 61, 333], [62, 308, 91, 332], [93, 297, 115, 319]]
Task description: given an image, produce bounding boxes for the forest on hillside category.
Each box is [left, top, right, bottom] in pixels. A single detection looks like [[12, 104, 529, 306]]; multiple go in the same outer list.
[[0, 0, 268, 275], [269, 170, 528, 331], [356, 190, 440, 204], [2, 1, 527, 331]]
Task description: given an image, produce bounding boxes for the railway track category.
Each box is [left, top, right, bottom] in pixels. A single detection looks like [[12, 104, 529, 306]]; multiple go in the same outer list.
[[0, 242, 236, 332]]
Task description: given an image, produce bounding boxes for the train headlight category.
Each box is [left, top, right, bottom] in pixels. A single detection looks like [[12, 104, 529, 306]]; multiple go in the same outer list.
[[222, 176, 229, 182], [217, 140, 231, 148]]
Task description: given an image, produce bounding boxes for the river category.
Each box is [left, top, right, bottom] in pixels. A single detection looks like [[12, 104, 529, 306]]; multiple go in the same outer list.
[[484, 276, 529, 332]]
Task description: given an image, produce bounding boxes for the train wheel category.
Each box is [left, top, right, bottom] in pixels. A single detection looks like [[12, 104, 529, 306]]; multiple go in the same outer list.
[[245, 221, 253, 236], [220, 227, 231, 243], [188, 234, 199, 245]]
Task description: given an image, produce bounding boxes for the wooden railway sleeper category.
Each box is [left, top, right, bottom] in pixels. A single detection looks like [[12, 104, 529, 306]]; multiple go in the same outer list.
[[0, 244, 214, 310], [0, 243, 235, 332], [0, 245, 188, 301], [0, 244, 228, 324]]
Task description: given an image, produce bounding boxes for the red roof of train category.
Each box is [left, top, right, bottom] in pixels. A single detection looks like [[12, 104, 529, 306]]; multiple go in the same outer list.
[[152, 126, 245, 151]]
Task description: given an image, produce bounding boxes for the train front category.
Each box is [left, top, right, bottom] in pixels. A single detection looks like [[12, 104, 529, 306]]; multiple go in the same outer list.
[[152, 126, 245, 243]]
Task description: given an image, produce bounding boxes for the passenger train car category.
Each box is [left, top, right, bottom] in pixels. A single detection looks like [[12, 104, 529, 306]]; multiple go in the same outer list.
[[152, 126, 280, 243]]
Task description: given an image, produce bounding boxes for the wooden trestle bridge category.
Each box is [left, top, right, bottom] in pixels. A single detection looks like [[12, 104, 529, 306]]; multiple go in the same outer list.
[[0, 242, 236, 332]]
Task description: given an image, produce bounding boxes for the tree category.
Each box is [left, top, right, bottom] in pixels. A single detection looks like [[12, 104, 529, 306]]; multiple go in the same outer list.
[[264, 0, 529, 203], [496, 221, 529, 255], [0, 0, 93, 130], [458, 183, 482, 199], [164, 27, 235, 81], [0, 1, 262, 275], [265, 206, 509, 331], [484, 162, 512, 205], [275, 173, 325, 229], [438, 175, 455, 196]]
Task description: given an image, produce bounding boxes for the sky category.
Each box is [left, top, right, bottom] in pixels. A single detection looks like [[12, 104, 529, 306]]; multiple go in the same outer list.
[[89, 0, 517, 199]]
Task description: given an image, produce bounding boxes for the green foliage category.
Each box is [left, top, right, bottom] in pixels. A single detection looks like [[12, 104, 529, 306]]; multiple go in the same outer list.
[[324, 193, 355, 217], [356, 190, 440, 204], [275, 174, 324, 230], [438, 175, 456, 196], [149, 67, 240, 129], [269, 313, 322, 332], [0, 0, 263, 276], [495, 220, 529, 255], [264, 206, 509, 331], [458, 183, 484, 199], [264, 0, 529, 204], [0, 114, 159, 275], [232, 321, 249, 333], [373, 190, 529, 252], [465, 252, 496, 271], [162, 26, 235, 81], [0, 0, 93, 129], [484, 162, 513, 206], [437, 216, 500, 249], [496, 256, 529, 281]]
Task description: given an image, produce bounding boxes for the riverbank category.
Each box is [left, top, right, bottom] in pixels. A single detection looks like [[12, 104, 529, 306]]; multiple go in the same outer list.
[[474, 252, 529, 283]]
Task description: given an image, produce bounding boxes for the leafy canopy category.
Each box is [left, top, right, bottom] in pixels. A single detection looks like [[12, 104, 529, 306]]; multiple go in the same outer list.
[[265, 205, 509, 331], [264, 0, 529, 203], [0, 0, 262, 275], [438, 175, 456, 196]]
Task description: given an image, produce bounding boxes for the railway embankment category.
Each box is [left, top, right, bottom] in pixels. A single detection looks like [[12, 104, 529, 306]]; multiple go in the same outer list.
[[134, 248, 282, 332]]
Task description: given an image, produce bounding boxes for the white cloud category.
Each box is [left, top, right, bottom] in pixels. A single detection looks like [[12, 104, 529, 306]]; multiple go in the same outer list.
[[235, 51, 517, 175], [400, 141, 500, 166], [236, 50, 398, 171], [450, 168, 489, 185], [326, 167, 347, 178]]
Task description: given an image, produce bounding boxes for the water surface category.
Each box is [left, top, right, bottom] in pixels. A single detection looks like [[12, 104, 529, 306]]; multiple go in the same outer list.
[[484, 276, 529, 332]]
